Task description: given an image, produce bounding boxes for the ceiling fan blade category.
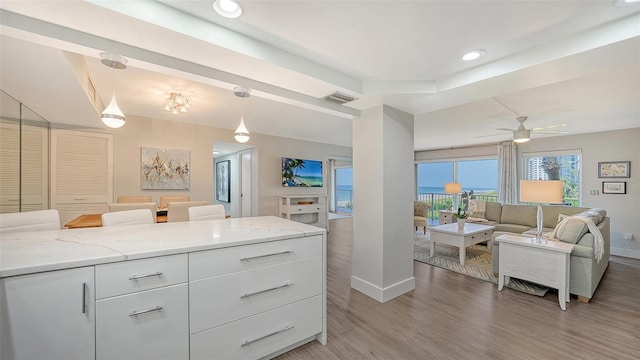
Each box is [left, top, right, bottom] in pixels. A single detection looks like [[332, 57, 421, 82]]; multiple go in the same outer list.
[[531, 130, 568, 134], [495, 128, 515, 132], [475, 133, 508, 138], [532, 123, 568, 130]]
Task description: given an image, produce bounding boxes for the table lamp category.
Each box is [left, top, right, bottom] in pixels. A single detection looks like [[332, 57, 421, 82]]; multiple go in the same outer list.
[[519, 180, 563, 242], [445, 182, 462, 211]]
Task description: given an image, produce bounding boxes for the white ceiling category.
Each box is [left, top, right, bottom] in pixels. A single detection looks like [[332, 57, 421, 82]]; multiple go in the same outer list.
[[1, 0, 639, 153]]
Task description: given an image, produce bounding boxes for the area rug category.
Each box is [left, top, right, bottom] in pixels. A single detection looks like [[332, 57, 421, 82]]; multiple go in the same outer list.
[[414, 234, 548, 296]]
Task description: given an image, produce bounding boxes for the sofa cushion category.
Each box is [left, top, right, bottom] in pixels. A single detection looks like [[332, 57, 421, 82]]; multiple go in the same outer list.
[[541, 205, 586, 228], [500, 204, 538, 227], [493, 223, 532, 234], [554, 215, 589, 244], [485, 202, 502, 222]]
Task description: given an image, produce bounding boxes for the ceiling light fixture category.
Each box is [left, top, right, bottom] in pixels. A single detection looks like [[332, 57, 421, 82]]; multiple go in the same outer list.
[[462, 49, 487, 61], [164, 92, 190, 115], [513, 129, 531, 143], [100, 52, 127, 128], [233, 86, 251, 143], [213, 0, 243, 18]]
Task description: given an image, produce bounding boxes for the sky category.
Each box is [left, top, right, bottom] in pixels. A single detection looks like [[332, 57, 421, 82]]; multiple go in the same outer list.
[[335, 160, 498, 190]]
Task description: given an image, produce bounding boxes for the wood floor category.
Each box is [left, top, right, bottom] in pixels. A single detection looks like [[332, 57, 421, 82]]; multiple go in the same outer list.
[[277, 218, 640, 360]]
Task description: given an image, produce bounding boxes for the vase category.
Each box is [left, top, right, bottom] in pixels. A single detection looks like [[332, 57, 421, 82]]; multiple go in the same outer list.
[[457, 218, 466, 230]]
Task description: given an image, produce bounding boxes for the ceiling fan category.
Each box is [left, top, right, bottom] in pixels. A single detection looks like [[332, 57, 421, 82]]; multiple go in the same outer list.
[[496, 115, 568, 143]]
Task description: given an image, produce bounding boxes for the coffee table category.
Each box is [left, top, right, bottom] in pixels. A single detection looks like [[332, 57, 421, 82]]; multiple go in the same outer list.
[[429, 223, 494, 265]]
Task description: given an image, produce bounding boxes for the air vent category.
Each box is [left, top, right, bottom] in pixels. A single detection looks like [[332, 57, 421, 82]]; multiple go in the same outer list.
[[324, 92, 357, 105]]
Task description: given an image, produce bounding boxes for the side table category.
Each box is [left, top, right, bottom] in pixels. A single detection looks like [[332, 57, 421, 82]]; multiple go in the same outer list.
[[495, 234, 575, 310]]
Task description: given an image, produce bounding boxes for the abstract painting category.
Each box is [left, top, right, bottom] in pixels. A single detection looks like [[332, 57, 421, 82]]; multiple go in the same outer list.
[[141, 147, 190, 189], [216, 160, 230, 202]]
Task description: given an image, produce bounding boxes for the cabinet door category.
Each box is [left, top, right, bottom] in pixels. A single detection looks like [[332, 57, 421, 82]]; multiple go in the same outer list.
[[0, 267, 95, 360], [96, 283, 189, 360]]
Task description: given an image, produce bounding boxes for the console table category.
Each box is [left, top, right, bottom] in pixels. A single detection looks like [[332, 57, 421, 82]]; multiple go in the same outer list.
[[495, 234, 575, 310]]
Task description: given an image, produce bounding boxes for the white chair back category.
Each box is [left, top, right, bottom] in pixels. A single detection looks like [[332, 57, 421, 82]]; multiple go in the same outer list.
[[108, 203, 157, 223], [117, 196, 152, 203], [102, 209, 154, 227], [168, 201, 207, 223], [0, 209, 61, 234], [188, 204, 226, 221], [160, 196, 190, 208]]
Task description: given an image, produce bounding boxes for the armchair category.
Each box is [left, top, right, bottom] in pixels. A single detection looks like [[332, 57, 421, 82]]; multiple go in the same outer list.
[[414, 201, 431, 234]]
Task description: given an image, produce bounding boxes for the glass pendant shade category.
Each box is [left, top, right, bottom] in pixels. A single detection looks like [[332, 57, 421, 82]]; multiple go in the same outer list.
[[234, 116, 250, 143], [101, 93, 126, 128]]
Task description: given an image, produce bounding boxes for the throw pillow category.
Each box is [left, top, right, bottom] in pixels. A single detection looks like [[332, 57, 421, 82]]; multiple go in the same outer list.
[[554, 217, 589, 244], [468, 199, 486, 219]]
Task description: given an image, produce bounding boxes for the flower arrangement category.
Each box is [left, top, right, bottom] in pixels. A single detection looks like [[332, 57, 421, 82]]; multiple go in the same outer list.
[[456, 207, 469, 220]]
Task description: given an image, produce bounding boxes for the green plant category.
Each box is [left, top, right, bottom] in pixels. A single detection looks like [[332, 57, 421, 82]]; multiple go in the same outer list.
[[456, 207, 469, 219]]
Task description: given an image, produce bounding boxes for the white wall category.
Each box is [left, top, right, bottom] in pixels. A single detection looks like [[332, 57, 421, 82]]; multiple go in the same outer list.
[[517, 128, 640, 258], [109, 115, 351, 218]]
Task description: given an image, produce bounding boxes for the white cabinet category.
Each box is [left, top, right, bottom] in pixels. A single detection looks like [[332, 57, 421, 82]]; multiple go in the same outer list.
[[0, 267, 95, 360], [95, 255, 189, 360], [278, 195, 327, 228], [189, 235, 326, 359]]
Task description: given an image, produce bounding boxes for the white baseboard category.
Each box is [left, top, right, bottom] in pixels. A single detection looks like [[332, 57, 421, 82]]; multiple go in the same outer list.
[[611, 247, 640, 259], [351, 275, 415, 303]]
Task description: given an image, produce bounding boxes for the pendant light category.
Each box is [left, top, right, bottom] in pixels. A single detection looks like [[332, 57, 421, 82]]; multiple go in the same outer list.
[[233, 86, 251, 143], [100, 52, 127, 128]]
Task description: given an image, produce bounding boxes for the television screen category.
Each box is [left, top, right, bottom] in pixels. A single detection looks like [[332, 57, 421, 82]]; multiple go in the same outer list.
[[282, 157, 323, 187]]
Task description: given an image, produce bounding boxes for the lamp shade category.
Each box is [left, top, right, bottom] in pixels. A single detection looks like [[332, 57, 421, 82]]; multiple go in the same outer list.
[[444, 182, 462, 194], [234, 116, 250, 143], [101, 94, 126, 128], [519, 180, 563, 204]]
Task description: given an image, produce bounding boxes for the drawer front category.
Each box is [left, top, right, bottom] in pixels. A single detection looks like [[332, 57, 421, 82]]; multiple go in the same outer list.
[[190, 295, 322, 360], [190, 256, 322, 333], [96, 283, 189, 360], [96, 254, 188, 299], [189, 235, 322, 280], [440, 213, 452, 224]]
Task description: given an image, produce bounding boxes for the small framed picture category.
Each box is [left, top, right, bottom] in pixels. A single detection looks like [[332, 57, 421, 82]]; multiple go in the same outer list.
[[602, 181, 626, 194], [598, 161, 630, 178]]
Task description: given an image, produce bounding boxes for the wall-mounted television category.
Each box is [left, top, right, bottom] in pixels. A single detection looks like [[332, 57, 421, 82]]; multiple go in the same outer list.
[[282, 157, 323, 187]]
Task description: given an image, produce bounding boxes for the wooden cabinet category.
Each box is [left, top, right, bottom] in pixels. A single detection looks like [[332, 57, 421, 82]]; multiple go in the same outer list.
[[95, 255, 189, 359], [278, 195, 327, 228], [0, 267, 95, 360]]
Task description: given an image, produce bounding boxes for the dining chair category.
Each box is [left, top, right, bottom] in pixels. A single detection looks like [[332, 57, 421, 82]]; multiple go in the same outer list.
[[117, 196, 152, 203], [0, 209, 61, 234], [168, 201, 207, 222], [188, 204, 226, 221], [160, 196, 190, 208], [108, 202, 158, 223], [102, 209, 154, 227]]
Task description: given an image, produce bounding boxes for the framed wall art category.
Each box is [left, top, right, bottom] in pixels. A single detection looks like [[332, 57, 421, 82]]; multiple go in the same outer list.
[[598, 161, 630, 178], [602, 181, 626, 194], [141, 147, 190, 189], [216, 160, 230, 203]]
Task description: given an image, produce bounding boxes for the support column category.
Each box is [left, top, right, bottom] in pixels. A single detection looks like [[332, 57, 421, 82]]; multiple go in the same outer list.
[[351, 105, 415, 302]]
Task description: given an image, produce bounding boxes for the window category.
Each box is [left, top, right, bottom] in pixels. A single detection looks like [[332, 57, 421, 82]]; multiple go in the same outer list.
[[335, 167, 353, 213], [522, 150, 581, 206], [416, 159, 498, 223]]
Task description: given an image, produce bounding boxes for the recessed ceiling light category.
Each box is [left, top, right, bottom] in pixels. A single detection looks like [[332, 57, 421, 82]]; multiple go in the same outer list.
[[213, 0, 243, 18], [462, 49, 487, 61]]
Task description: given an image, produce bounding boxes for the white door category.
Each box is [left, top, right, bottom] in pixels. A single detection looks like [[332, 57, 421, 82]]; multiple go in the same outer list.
[[1, 267, 96, 359], [50, 129, 113, 225], [240, 150, 252, 217]]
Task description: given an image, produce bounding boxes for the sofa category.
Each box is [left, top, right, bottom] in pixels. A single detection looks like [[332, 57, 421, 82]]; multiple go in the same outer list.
[[468, 202, 609, 303]]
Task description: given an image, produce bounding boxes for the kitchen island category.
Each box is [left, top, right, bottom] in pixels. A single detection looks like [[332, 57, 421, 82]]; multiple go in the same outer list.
[[1, 216, 326, 360]]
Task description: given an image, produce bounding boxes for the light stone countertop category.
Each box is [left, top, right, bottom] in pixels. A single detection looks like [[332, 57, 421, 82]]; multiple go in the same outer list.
[[0, 216, 325, 278]]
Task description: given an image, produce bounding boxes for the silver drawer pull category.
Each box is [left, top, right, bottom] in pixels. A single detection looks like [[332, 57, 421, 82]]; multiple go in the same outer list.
[[241, 324, 295, 347], [129, 306, 163, 317], [240, 282, 293, 299], [129, 272, 163, 280], [240, 251, 292, 262]]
